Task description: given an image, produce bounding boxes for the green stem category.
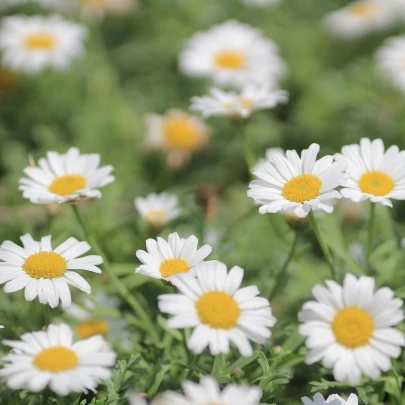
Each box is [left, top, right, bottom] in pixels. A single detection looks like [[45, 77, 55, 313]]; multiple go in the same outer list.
[[185, 354, 201, 380], [211, 354, 223, 378], [309, 212, 337, 281], [42, 305, 51, 327], [366, 202, 376, 275], [234, 120, 255, 171]]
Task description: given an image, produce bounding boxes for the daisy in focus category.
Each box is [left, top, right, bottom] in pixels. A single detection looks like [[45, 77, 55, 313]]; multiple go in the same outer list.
[[136, 232, 212, 281], [302, 393, 358, 405], [19, 147, 115, 204], [144, 109, 212, 169], [0, 234, 103, 308], [158, 261, 276, 356], [248, 143, 348, 218], [335, 138, 405, 207], [299, 273, 405, 385], [179, 20, 286, 89], [135, 192, 181, 230], [0, 323, 116, 396], [190, 83, 288, 119], [0, 15, 87, 75]]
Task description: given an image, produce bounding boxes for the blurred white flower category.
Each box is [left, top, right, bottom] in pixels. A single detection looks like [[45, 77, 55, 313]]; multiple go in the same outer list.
[[241, 0, 280, 6], [302, 393, 358, 405]]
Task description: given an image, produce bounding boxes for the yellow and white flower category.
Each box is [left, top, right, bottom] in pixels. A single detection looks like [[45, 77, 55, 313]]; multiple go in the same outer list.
[[179, 20, 286, 89], [302, 393, 358, 405], [158, 261, 276, 356], [136, 232, 212, 281], [0, 234, 103, 308], [299, 273, 405, 385], [0, 15, 87, 74], [335, 138, 405, 207], [0, 323, 116, 396], [19, 147, 115, 204], [248, 143, 348, 218]]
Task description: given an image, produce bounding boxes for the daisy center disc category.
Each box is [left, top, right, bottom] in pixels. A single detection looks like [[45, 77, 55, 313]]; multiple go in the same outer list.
[[282, 174, 322, 203], [332, 307, 374, 348], [350, 3, 380, 17], [358, 171, 394, 196], [163, 117, 201, 151], [33, 346, 78, 373], [159, 258, 189, 278], [196, 292, 240, 329], [23, 252, 67, 279], [76, 319, 110, 339], [214, 50, 245, 70], [25, 33, 55, 50], [240, 98, 253, 109], [48, 174, 87, 196], [145, 210, 167, 227]]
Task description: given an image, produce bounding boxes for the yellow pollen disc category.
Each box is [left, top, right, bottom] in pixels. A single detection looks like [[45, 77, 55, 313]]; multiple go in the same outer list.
[[23, 252, 67, 279], [282, 174, 322, 203], [196, 292, 240, 329], [350, 3, 380, 17], [76, 319, 110, 339], [145, 210, 167, 227], [163, 116, 201, 151], [48, 174, 87, 196], [33, 346, 78, 373], [332, 307, 374, 348], [24, 33, 55, 50], [359, 171, 394, 196], [240, 98, 253, 109], [159, 258, 189, 278], [214, 50, 245, 70]]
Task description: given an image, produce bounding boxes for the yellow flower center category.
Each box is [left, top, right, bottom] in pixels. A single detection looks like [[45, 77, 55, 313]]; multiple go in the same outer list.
[[145, 210, 167, 227], [163, 116, 201, 151], [350, 3, 380, 17], [23, 252, 67, 279], [196, 292, 240, 329], [159, 258, 189, 278], [240, 98, 253, 109], [76, 319, 110, 339], [282, 174, 322, 203], [358, 171, 394, 196], [48, 174, 87, 197], [214, 50, 245, 70], [33, 346, 78, 373], [332, 307, 374, 348], [24, 33, 55, 50]]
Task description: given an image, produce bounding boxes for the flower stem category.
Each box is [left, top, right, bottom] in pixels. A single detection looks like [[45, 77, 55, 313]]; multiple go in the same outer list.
[[211, 354, 223, 378], [234, 120, 255, 171], [42, 305, 51, 327], [185, 354, 201, 380], [366, 202, 376, 275]]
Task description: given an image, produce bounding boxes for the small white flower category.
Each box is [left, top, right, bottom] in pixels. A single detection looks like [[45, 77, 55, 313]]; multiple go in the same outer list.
[[158, 261, 276, 356], [0, 234, 103, 308], [335, 138, 405, 207], [241, 0, 280, 6], [302, 393, 358, 405], [252, 147, 284, 173], [136, 232, 212, 281], [299, 273, 405, 385], [248, 143, 348, 218], [19, 147, 115, 204], [0, 323, 116, 396], [0, 15, 87, 75], [190, 83, 288, 119], [179, 20, 286, 89]]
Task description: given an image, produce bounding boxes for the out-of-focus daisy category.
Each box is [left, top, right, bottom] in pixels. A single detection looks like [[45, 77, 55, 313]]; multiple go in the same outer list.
[[335, 138, 405, 207], [19, 147, 115, 204], [190, 83, 288, 119], [251, 147, 284, 173], [158, 261, 276, 356], [241, 0, 280, 6], [0, 234, 103, 308], [248, 143, 348, 218], [144, 109, 212, 169], [136, 232, 212, 281], [299, 273, 405, 385], [0, 15, 87, 75], [0, 323, 116, 396], [179, 20, 286, 89], [135, 192, 180, 230], [302, 393, 358, 405]]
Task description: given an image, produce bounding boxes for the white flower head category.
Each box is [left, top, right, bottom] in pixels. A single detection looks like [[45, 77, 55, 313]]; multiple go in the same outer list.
[[179, 20, 286, 89], [0, 15, 87, 75], [302, 393, 358, 405], [19, 147, 115, 204], [158, 261, 276, 356], [335, 138, 405, 207], [0, 234, 103, 308], [299, 273, 405, 385], [241, 0, 280, 6], [248, 143, 348, 218], [0, 323, 116, 396]]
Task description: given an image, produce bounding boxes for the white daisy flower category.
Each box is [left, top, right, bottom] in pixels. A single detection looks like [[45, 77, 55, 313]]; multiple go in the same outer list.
[[179, 20, 286, 89], [135, 192, 181, 230], [136, 232, 212, 281], [241, 0, 280, 6], [144, 109, 212, 170], [158, 261, 276, 356], [19, 147, 115, 204], [0, 323, 116, 396], [335, 138, 405, 207], [251, 147, 284, 173], [302, 393, 358, 405], [0, 234, 103, 308], [190, 83, 288, 119], [0, 15, 87, 75], [299, 273, 405, 385], [248, 143, 348, 218]]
